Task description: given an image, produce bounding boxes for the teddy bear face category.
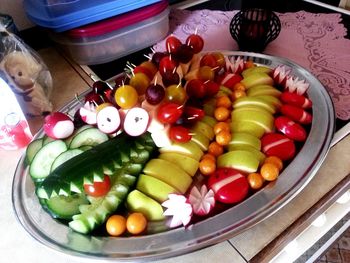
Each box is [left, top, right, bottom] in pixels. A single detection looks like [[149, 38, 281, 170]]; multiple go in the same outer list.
[[4, 52, 42, 90]]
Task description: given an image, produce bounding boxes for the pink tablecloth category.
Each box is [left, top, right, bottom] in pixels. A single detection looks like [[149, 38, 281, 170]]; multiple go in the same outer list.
[[153, 9, 350, 120]]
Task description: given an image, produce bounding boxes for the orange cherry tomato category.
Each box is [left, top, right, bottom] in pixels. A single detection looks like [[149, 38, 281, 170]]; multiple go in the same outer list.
[[264, 156, 283, 171], [231, 90, 246, 101], [216, 95, 232, 108], [199, 157, 216, 176], [126, 212, 148, 235], [213, 121, 231, 135], [106, 215, 127, 236], [233, 82, 246, 91], [216, 130, 232, 146], [208, 141, 224, 157], [214, 106, 230, 121], [201, 153, 216, 162], [260, 163, 279, 181], [247, 173, 264, 190]]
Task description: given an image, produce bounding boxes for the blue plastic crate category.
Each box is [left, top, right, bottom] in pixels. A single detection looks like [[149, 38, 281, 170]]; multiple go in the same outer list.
[[24, 0, 163, 32]]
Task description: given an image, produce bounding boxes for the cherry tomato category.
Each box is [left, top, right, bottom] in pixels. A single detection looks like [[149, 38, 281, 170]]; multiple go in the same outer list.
[[166, 35, 182, 54], [201, 153, 216, 162], [198, 66, 215, 81], [214, 107, 230, 121], [84, 175, 111, 197], [186, 34, 204, 54], [129, 72, 150, 95], [133, 65, 153, 81], [183, 106, 205, 122], [247, 173, 264, 190], [106, 215, 127, 236], [114, 85, 138, 109], [213, 121, 230, 135], [126, 212, 148, 235], [215, 130, 232, 146], [208, 141, 224, 157], [199, 157, 216, 176], [165, 84, 187, 104], [186, 79, 206, 98], [204, 80, 220, 97], [159, 56, 178, 76], [264, 156, 283, 171], [200, 53, 218, 68], [260, 163, 279, 181], [169, 125, 192, 143], [174, 44, 194, 64], [216, 95, 232, 108], [156, 102, 183, 124]]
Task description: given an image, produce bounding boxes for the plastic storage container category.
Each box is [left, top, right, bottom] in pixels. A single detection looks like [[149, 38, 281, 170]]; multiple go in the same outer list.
[[50, 1, 169, 65], [24, 0, 162, 32]]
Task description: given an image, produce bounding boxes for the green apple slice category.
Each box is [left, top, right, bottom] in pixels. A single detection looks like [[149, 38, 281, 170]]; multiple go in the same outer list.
[[126, 190, 165, 221], [143, 159, 192, 193], [216, 85, 233, 97], [230, 120, 266, 138], [201, 116, 217, 128], [136, 174, 179, 203], [159, 152, 199, 176], [241, 72, 274, 89], [226, 144, 266, 165], [242, 66, 272, 78], [231, 108, 274, 133], [159, 141, 203, 161], [217, 150, 260, 173], [233, 96, 277, 114], [256, 95, 282, 110], [247, 85, 282, 97], [190, 129, 210, 151], [228, 132, 261, 150], [191, 120, 215, 140]]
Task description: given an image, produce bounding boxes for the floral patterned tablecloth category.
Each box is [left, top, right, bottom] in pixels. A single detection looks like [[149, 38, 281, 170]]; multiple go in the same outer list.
[[153, 9, 350, 120]]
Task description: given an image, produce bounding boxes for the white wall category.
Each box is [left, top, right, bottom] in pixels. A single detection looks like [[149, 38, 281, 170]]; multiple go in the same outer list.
[[1, 0, 34, 30]]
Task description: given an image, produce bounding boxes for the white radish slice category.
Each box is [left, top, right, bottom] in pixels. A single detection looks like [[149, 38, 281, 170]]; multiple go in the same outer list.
[[188, 185, 215, 216], [123, 107, 150, 137], [96, 106, 121, 134]]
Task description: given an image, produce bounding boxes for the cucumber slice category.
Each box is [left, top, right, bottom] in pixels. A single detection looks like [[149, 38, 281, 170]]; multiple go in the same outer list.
[[30, 140, 68, 181], [25, 138, 43, 164], [43, 135, 55, 145], [65, 125, 93, 146], [69, 127, 108, 149], [50, 148, 84, 172], [45, 194, 89, 220]]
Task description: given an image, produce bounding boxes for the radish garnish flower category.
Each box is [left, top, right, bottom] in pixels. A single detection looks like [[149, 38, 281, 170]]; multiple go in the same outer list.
[[285, 76, 310, 95], [188, 185, 215, 216], [225, 56, 245, 74], [272, 65, 291, 86], [162, 194, 193, 228], [79, 101, 97, 125]]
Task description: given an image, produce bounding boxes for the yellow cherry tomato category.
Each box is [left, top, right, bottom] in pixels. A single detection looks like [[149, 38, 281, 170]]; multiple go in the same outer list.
[[247, 172, 264, 190], [114, 85, 138, 109], [106, 215, 127, 236], [260, 163, 279, 181], [126, 212, 148, 235]]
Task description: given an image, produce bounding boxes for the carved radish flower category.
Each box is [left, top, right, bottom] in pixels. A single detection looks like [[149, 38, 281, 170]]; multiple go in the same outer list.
[[188, 185, 215, 216], [272, 65, 291, 86], [285, 76, 310, 95], [225, 56, 245, 74], [162, 194, 193, 228]]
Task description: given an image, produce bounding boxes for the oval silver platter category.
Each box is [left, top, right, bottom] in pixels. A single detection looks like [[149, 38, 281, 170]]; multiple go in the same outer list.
[[12, 51, 335, 261]]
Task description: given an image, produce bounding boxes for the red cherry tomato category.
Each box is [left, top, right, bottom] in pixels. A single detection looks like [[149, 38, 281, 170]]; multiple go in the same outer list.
[[169, 125, 192, 143], [159, 56, 178, 76], [186, 79, 206, 98], [84, 175, 111, 197], [204, 80, 220, 96], [183, 106, 205, 122], [166, 35, 182, 54], [156, 102, 184, 124], [186, 34, 204, 54]]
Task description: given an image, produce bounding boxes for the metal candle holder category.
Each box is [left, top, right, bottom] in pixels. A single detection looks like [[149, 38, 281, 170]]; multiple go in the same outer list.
[[230, 8, 281, 53]]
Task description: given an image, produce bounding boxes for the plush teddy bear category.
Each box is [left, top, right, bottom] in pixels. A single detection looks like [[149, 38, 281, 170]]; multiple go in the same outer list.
[[0, 51, 53, 117]]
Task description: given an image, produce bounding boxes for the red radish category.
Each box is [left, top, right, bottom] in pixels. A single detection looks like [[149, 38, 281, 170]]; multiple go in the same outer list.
[[96, 106, 121, 134], [123, 107, 150, 136], [272, 65, 291, 86], [261, 133, 296, 161], [280, 91, 312, 109], [280, 104, 312, 125], [79, 101, 97, 125], [188, 185, 215, 216], [43, 112, 74, 139], [275, 116, 307, 142], [208, 168, 249, 204], [285, 76, 310, 95], [219, 72, 242, 90], [162, 194, 193, 228]]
